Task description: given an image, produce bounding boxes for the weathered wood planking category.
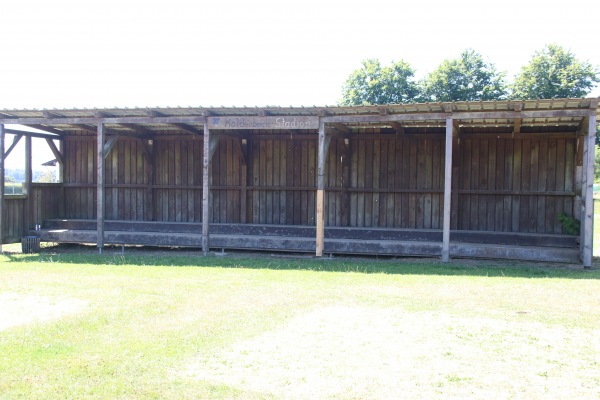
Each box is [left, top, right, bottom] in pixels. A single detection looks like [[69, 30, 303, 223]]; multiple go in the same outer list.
[[2, 196, 25, 242], [457, 137, 576, 233], [30, 184, 62, 228], [57, 131, 577, 236], [347, 133, 445, 229], [248, 132, 318, 225], [154, 137, 203, 222]]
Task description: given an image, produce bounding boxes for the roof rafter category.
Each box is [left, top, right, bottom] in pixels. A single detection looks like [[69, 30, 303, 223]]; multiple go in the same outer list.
[[147, 110, 202, 135]]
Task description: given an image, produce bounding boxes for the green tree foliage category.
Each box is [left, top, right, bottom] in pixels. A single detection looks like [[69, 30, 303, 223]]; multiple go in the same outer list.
[[512, 44, 599, 99], [422, 50, 507, 102], [340, 59, 420, 105]]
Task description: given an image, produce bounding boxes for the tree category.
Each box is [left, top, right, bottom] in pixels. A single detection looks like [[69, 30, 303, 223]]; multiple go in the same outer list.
[[512, 44, 599, 99], [421, 50, 507, 102], [340, 59, 420, 106]]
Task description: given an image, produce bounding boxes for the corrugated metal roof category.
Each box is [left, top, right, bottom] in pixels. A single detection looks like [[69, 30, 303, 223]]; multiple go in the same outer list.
[[0, 98, 597, 135]]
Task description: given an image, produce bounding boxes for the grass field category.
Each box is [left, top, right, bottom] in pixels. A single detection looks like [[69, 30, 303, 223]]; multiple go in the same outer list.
[[1, 250, 599, 399], [595, 199, 600, 257]]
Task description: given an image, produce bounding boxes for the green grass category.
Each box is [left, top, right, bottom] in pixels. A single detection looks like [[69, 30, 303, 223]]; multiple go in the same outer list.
[[1, 251, 599, 399], [595, 199, 600, 256]]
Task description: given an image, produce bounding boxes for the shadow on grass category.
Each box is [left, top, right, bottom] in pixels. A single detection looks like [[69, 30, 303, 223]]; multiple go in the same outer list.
[[2, 243, 598, 280]]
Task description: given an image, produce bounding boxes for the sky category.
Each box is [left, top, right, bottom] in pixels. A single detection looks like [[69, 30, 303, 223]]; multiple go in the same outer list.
[[1, 0, 599, 169]]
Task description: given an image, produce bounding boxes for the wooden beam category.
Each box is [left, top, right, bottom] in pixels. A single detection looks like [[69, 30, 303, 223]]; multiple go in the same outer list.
[[209, 134, 221, 159], [141, 139, 154, 221], [0, 116, 208, 125], [323, 113, 450, 124], [0, 108, 594, 126], [4, 134, 23, 157], [103, 136, 119, 159], [316, 120, 331, 257], [24, 136, 32, 232], [452, 120, 460, 137], [330, 123, 351, 134], [147, 110, 202, 135], [97, 123, 105, 252], [513, 119, 522, 135], [45, 138, 65, 166], [139, 139, 153, 165], [390, 122, 404, 134], [582, 113, 597, 267], [167, 123, 202, 135], [441, 117, 454, 262], [71, 124, 97, 133], [513, 103, 523, 135], [4, 128, 62, 140], [120, 123, 154, 136], [0, 124, 5, 251], [232, 137, 247, 167], [22, 124, 65, 137], [202, 125, 211, 254]]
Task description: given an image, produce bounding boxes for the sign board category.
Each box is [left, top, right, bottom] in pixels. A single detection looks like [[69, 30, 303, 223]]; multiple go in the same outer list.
[[207, 116, 319, 130]]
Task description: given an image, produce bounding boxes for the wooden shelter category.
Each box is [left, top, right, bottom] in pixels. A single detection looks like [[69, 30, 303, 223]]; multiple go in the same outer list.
[[0, 98, 598, 265]]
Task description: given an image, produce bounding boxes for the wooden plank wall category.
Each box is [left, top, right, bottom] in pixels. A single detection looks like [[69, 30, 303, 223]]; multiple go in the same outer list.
[[153, 138, 203, 222], [456, 137, 576, 233], [212, 137, 243, 223], [57, 131, 577, 234], [30, 183, 62, 227], [248, 133, 317, 225], [346, 132, 445, 229], [64, 137, 96, 218], [64, 136, 151, 220], [2, 196, 25, 242]]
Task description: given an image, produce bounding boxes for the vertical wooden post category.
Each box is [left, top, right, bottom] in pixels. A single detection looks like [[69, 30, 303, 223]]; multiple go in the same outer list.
[[24, 136, 32, 234], [0, 124, 4, 252], [202, 125, 210, 254], [316, 121, 331, 257], [583, 114, 597, 267], [240, 138, 248, 224], [59, 139, 65, 217], [442, 118, 454, 262], [97, 123, 105, 252]]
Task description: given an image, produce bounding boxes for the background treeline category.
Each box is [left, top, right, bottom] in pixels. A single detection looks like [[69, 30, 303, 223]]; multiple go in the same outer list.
[[340, 44, 599, 105]]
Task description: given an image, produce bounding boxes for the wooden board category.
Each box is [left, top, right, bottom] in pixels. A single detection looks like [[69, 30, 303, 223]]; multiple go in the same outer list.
[[456, 137, 576, 233], [207, 116, 319, 130]]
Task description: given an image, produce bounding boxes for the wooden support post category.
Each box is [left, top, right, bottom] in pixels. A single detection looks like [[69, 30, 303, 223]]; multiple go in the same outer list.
[[0, 124, 4, 251], [97, 123, 105, 252], [202, 125, 211, 254], [142, 140, 154, 221], [582, 114, 596, 267], [442, 118, 454, 262], [45, 138, 64, 166], [103, 136, 119, 159], [4, 134, 23, 158], [236, 138, 248, 224], [24, 136, 32, 235], [316, 121, 331, 257], [341, 138, 351, 226]]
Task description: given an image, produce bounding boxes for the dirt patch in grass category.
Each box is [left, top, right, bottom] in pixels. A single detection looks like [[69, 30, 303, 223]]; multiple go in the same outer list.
[[186, 305, 600, 399], [0, 293, 88, 332]]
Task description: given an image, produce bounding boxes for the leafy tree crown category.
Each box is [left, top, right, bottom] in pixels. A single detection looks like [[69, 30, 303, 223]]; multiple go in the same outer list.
[[511, 44, 600, 99]]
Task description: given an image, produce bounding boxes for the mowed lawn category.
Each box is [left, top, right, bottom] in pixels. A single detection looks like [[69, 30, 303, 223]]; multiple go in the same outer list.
[[1, 250, 599, 399]]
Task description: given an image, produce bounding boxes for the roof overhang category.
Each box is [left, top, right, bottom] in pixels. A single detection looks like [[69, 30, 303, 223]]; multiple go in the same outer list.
[[0, 98, 597, 137]]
